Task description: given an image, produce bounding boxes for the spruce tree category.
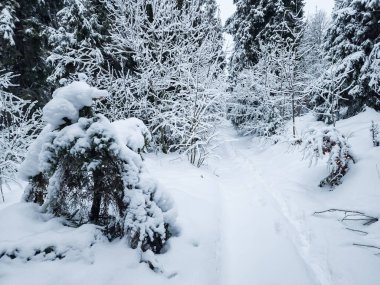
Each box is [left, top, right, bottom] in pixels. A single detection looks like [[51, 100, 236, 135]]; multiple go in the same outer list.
[[314, 0, 380, 121], [47, 0, 113, 86], [20, 81, 176, 254], [226, 0, 304, 74], [0, 0, 18, 46], [0, 0, 63, 106]]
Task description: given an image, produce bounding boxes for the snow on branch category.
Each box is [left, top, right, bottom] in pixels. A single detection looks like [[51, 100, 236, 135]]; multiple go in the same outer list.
[[0, 73, 42, 201], [302, 127, 354, 187], [99, 0, 227, 166]]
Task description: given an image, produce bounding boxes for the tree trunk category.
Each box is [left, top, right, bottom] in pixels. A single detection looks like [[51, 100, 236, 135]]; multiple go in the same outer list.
[[90, 169, 103, 224], [292, 92, 296, 138]]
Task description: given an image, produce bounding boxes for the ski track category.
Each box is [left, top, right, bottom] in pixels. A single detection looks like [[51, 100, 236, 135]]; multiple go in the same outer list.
[[212, 129, 323, 285]]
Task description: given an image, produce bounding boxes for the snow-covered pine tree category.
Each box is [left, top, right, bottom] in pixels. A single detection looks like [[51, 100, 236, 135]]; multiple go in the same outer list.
[[314, 0, 380, 121], [0, 0, 18, 46], [19, 81, 176, 254], [102, 0, 226, 165], [226, 0, 304, 75], [47, 0, 114, 86], [0, 0, 64, 105]]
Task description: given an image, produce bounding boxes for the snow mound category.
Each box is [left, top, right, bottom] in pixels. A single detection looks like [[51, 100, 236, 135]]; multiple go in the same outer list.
[[42, 81, 108, 128], [0, 203, 105, 263]]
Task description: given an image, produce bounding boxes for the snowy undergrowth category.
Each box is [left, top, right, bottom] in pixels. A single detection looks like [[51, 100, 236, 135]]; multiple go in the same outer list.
[[1, 109, 380, 285]]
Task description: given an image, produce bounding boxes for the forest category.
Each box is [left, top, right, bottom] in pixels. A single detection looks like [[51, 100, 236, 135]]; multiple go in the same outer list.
[[1, 0, 380, 284]]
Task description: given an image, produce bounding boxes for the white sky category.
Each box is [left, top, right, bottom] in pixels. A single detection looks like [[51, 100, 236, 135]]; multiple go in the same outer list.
[[216, 0, 335, 24], [304, 0, 334, 17], [216, 0, 335, 53]]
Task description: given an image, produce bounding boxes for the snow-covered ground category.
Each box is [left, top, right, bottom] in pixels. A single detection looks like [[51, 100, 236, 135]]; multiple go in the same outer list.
[[1, 109, 380, 285]]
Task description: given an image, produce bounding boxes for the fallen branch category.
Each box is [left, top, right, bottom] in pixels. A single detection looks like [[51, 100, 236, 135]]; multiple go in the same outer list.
[[345, 228, 368, 235], [314, 209, 378, 226], [353, 243, 380, 251]]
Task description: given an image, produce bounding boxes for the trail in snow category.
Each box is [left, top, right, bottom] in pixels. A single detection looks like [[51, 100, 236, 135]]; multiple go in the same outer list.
[[211, 127, 320, 285]]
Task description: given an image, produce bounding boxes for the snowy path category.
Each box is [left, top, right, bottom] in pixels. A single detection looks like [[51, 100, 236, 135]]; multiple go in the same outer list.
[[212, 128, 319, 285]]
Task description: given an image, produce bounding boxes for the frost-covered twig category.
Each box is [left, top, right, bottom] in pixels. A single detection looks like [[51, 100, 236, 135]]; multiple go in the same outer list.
[[100, 0, 227, 166], [0, 73, 42, 201]]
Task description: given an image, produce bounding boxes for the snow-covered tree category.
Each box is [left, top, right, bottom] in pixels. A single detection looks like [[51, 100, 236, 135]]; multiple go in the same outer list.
[[47, 0, 113, 86], [302, 127, 354, 187], [228, 52, 283, 137], [102, 0, 226, 165], [226, 0, 304, 74], [299, 9, 329, 84], [0, 0, 64, 105], [229, 25, 308, 138], [0, 0, 18, 46], [312, 65, 353, 126], [314, 0, 380, 121], [19, 81, 176, 256], [0, 71, 41, 201]]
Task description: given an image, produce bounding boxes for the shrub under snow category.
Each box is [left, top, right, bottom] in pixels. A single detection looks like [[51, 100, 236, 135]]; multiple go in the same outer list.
[[301, 127, 354, 187], [19, 81, 176, 256]]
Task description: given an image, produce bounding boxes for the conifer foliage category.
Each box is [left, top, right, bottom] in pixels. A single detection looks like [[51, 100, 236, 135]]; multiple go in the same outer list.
[[47, 0, 112, 86], [0, 0, 18, 46], [314, 0, 380, 120], [302, 127, 354, 187], [0, 0, 64, 105], [226, 0, 304, 73], [20, 81, 176, 254]]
